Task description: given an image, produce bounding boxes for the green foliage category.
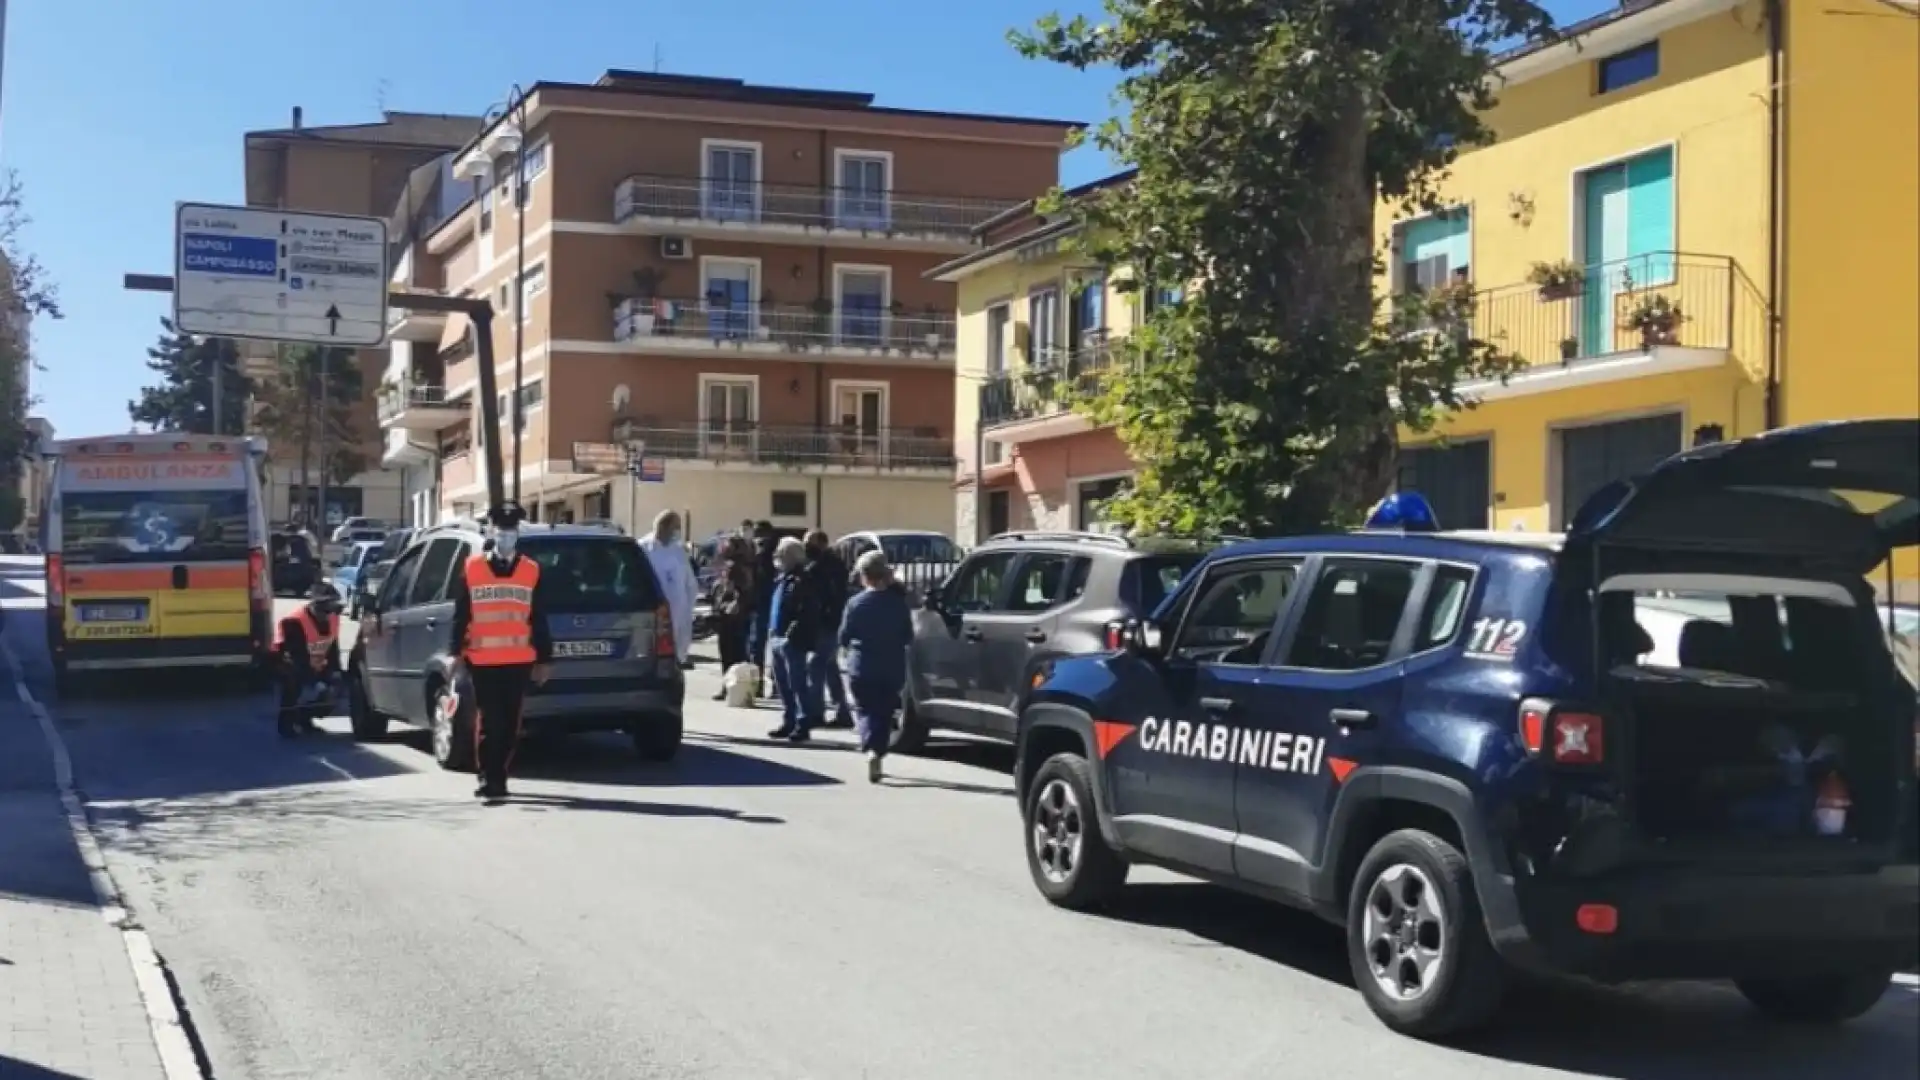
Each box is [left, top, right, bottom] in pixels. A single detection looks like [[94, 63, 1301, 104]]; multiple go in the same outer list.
[[1014, 0, 1553, 535], [0, 489, 23, 532], [127, 318, 252, 435], [0, 173, 62, 476], [250, 344, 367, 486]]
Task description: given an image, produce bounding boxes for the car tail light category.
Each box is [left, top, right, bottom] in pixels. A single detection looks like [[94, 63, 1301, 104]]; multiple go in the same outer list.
[[1575, 903, 1618, 935], [248, 550, 269, 607], [1518, 699, 1605, 766], [1104, 621, 1125, 650], [46, 554, 63, 609], [654, 603, 676, 657]]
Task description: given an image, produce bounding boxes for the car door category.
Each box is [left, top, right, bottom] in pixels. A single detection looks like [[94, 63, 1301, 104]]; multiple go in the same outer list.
[[360, 545, 426, 713], [909, 550, 1017, 728], [1108, 555, 1303, 876], [394, 538, 466, 719], [967, 550, 1084, 737], [1230, 556, 1431, 894]]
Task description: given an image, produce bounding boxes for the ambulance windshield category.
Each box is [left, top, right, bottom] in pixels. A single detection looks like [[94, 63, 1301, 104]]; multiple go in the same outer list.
[[60, 489, 251, 564]]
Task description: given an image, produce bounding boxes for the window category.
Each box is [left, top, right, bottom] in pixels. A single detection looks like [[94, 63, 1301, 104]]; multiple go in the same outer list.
[[1069, 274, 1106, 347], [984, 490, 1012, 539], [701, 258, 758, 339], [1283, 559, 1419, 671], [1394, 209, 1471, 295], [945, 552, 1018, 613], [835, 267, 888, 345], [496, 281, 510, 315], [1076, 477, 1127, 530], [519, 536, 662, 613], [834, 382, 885, 446], [702, 377, 755, 448], [517, 262, 546, 322], [1127, 554, 1204, 617], [1417, 566, 1477, 651], [702, 141, 760, 221], [405, 538, 464, 607], [1005, 553, 1085, 613], [516, 140, 549, 201], [1597, 41, 1659, 94], [1172, 561, 1299, 664], [1027, 288, 1061, 362], [835, 151, 890, 228], [769, 490, 807, 518], [985, 303, 1011, 375], [379, 546, 426, 610], [59, 489, 251, 564], [497, 380, 542, 433], [478, 185, 494, 234], [1142, 284, 1183, 318]]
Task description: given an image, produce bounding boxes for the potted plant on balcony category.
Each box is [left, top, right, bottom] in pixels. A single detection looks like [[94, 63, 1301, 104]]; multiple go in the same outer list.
[[1527, 259, 1585, 302], [1559, 336, 1580, 361], [922, 304, 944, 352], [1622, 295, 1686, 348], [615, 266, 667, 337]]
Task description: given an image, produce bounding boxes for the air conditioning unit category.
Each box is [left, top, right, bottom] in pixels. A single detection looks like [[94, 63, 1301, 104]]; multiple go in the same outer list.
[[660, 236, 692, 260]]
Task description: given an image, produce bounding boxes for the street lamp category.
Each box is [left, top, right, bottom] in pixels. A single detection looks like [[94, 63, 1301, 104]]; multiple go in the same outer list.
[[480, 84, 532, 510]]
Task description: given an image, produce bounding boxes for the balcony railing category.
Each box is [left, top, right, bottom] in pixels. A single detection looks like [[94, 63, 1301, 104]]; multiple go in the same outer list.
[[980, 338, 1124, 428], [1407, 251, 1735, 368], [378, 378, 464, 423], [610, 420, 954, 471], [613, 174, 1018, 243], [612, 297, 955, 358]]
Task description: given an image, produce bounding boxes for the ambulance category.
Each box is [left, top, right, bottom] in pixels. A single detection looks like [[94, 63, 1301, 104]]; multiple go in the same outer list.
[[40, 434, 273, 692]]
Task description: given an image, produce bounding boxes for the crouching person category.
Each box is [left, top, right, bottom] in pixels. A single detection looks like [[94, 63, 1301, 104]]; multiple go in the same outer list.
[[839, 551, 914, 783]]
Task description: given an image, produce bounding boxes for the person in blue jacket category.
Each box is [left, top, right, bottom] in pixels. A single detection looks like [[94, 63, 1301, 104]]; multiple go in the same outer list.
[[838, 550, 915, 783]]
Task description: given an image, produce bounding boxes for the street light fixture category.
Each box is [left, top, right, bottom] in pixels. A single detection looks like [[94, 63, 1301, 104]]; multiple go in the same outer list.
[[465, 84, 533, 510]]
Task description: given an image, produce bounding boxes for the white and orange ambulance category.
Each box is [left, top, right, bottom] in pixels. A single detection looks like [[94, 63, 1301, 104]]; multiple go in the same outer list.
[[40, 434, 273, 693]]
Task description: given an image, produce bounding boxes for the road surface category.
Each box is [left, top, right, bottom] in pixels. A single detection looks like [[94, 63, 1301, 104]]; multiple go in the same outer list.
[[3, 571, 1916, 1079]]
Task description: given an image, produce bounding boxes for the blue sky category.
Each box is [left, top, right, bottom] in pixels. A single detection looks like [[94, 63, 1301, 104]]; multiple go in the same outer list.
[[4, 0, 1608, 439]]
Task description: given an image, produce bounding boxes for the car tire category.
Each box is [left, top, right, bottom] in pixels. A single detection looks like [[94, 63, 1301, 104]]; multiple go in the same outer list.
[[429, 676, 477, 773], [1023, 751, 1127, 910], [632, 712, 684, 763], [1735, 970, 1893, 1024], [890, 696, 930, 755], [347, 666, 389, 741], [1346, 828, 1508, 1040]]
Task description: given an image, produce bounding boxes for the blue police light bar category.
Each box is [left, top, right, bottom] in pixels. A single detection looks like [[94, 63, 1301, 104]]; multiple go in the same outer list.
[[1365, 491, 1441, 532]]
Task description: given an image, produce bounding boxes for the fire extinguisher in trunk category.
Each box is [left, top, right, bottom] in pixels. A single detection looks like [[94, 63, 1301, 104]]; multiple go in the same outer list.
[[1814, 771, 1851, 836]]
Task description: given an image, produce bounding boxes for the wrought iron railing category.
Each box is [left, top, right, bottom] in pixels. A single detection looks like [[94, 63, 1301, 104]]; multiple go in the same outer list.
[[980, 338, 1123, 427], [612, 174, 1017, 242], [612, 297, 955, 357], [610, 420, 954, 470]]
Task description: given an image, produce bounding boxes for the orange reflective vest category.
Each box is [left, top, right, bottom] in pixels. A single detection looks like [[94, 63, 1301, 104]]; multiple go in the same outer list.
[[464, 553, 540, 666], [275, 607, 339, 672]]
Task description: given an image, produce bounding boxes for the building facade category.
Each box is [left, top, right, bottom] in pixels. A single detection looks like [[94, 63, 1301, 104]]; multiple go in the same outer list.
[[381, 72, 1077, 538], [241, 108, 482, 528]]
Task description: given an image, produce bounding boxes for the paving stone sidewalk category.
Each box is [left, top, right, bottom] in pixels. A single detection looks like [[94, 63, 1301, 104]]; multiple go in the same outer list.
[[2, 678, 168, 1080]]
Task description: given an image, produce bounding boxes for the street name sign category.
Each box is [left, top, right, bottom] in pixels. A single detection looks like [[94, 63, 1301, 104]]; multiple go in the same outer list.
[[173, 202, 389, 347]]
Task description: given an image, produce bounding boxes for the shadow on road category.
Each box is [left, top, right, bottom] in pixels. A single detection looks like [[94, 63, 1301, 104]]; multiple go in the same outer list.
[[507, 792, 783, 823], [1100, 882, 1917, 1078], [84, 786, 468, 864], [388, 728, 842, 788]]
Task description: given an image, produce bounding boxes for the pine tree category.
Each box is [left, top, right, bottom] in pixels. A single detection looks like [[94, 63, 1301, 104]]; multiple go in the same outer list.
[[127, 317, 250, 435]]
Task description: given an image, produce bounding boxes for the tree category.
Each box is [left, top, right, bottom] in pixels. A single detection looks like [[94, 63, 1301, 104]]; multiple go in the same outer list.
[[0, 173, 62, 481], [250, 345, 366, 516], [127, 318, 251, 435], [1014, 0, 1553, 535]]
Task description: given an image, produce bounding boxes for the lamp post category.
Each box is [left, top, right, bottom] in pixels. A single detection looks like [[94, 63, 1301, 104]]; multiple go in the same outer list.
[[484, 84, 532, 510]]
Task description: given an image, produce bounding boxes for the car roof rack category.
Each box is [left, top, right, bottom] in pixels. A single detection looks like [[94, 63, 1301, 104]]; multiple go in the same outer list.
[[986, 530, 1133, 549]]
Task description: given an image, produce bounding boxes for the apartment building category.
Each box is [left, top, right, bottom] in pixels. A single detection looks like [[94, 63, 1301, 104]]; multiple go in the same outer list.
[[1377, 0, 1915, 591], [382, 71, 1078, 537], [241, 108, 482, 527], [933, 171, 1142, 542]]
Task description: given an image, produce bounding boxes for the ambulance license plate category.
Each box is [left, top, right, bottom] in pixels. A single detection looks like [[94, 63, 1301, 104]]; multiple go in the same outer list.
[[79, 603, 147, 623]]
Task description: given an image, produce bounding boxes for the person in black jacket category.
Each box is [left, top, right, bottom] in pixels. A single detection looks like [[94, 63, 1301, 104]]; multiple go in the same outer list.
[[747, 521, 781, 698], [803, 529, 855, 728], [766, 536, 823, 742]]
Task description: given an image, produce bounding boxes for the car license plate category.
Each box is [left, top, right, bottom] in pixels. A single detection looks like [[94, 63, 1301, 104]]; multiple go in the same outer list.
[[78, 604, 146, 623], [553, 639, 615, 659]]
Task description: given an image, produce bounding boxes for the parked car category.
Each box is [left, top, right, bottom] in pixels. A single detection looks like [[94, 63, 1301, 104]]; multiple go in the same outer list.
[[899, 530, 1209, 752], [270, 531, 318, 596], [324, 526, 388, 568], [352, 528, 415, 619], [330, 541, 382, 610], [834, 529, 965, 604], [1010, 418, 1918, 1039], [346, 522, 686, 768], [330, 517, 387, 544]]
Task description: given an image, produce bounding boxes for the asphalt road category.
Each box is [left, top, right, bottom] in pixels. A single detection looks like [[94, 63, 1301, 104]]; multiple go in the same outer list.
[[4, 579, 1917, 1079]]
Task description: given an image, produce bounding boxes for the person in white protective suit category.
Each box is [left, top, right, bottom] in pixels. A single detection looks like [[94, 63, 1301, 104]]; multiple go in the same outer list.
[[638, 509, 699, 667]]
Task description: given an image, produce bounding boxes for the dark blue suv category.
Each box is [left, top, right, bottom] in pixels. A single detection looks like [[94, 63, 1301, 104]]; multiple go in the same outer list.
[[1012, 419, 1919, 1039]]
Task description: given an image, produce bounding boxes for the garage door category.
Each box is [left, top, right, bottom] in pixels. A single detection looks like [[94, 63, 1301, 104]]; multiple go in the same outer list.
[[1558, 413, 1684, 527], [1397, 440, 1491, 530]]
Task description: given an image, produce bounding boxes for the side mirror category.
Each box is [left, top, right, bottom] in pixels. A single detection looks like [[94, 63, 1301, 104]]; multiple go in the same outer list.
[[922, 587, 945, 612], [1107, 617, 1165, 657]]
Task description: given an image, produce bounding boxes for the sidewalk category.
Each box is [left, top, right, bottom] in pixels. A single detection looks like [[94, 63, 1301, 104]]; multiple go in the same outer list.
[[1, 668, 170, 1079]]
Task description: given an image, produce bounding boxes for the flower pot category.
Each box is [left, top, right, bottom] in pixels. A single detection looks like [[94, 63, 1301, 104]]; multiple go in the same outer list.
[[924, 332, 942, 351], [755, 325, 772, 341]]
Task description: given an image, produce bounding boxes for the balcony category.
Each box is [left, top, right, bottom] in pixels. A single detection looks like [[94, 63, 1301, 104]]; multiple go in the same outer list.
[[609, 419, 954, 472], [611, 297, 955, 363], [979, 338, 1124, 443], [612, 174, 1018, 253], [1412, 251, 1741, 401], [386, 290, 449, 343], [378, 377, 469, 431]]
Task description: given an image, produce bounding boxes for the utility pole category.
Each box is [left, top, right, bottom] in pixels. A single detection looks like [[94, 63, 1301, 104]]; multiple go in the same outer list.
[[210, 342, 224, 435], [507, 84, 530, 511], [315, 347, 331, 530]]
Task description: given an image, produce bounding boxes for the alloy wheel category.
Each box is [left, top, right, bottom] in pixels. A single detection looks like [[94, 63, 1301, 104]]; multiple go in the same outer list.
[[1030, 777, 1085, 885], [1361, 863, 1448, 1002]]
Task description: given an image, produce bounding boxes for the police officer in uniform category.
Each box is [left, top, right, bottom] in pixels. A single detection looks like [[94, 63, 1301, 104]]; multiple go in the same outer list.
[[274, 582, 344, 736], [449, 505, 552, 801]]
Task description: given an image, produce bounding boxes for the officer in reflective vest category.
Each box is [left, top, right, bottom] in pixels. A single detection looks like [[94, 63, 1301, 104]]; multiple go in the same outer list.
[[449, 505, 552, 801], [274, 582, 344, 735]]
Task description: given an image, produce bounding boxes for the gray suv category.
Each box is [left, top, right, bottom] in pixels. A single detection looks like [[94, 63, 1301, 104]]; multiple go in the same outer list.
[[901, 531, 1209, 753], [346, 522, 686, 769]]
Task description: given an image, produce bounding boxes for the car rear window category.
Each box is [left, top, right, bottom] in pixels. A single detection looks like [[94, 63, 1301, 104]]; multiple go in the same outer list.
[[520, 538, 662, 613], [1128, 554, 1203, 615]]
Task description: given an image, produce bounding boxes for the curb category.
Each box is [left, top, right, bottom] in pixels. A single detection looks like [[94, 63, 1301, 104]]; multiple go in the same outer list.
[[2, 642, 209, 1080]]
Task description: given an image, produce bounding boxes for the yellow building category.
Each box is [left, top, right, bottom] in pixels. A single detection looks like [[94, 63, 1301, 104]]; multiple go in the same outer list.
[[1385, 0, 1916, 594]]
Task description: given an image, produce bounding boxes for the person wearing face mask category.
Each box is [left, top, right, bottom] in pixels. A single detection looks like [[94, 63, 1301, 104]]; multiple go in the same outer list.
[[449, 505, 552, 802], [273, 581, 346, 736], [638, 509, 698, 668]]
